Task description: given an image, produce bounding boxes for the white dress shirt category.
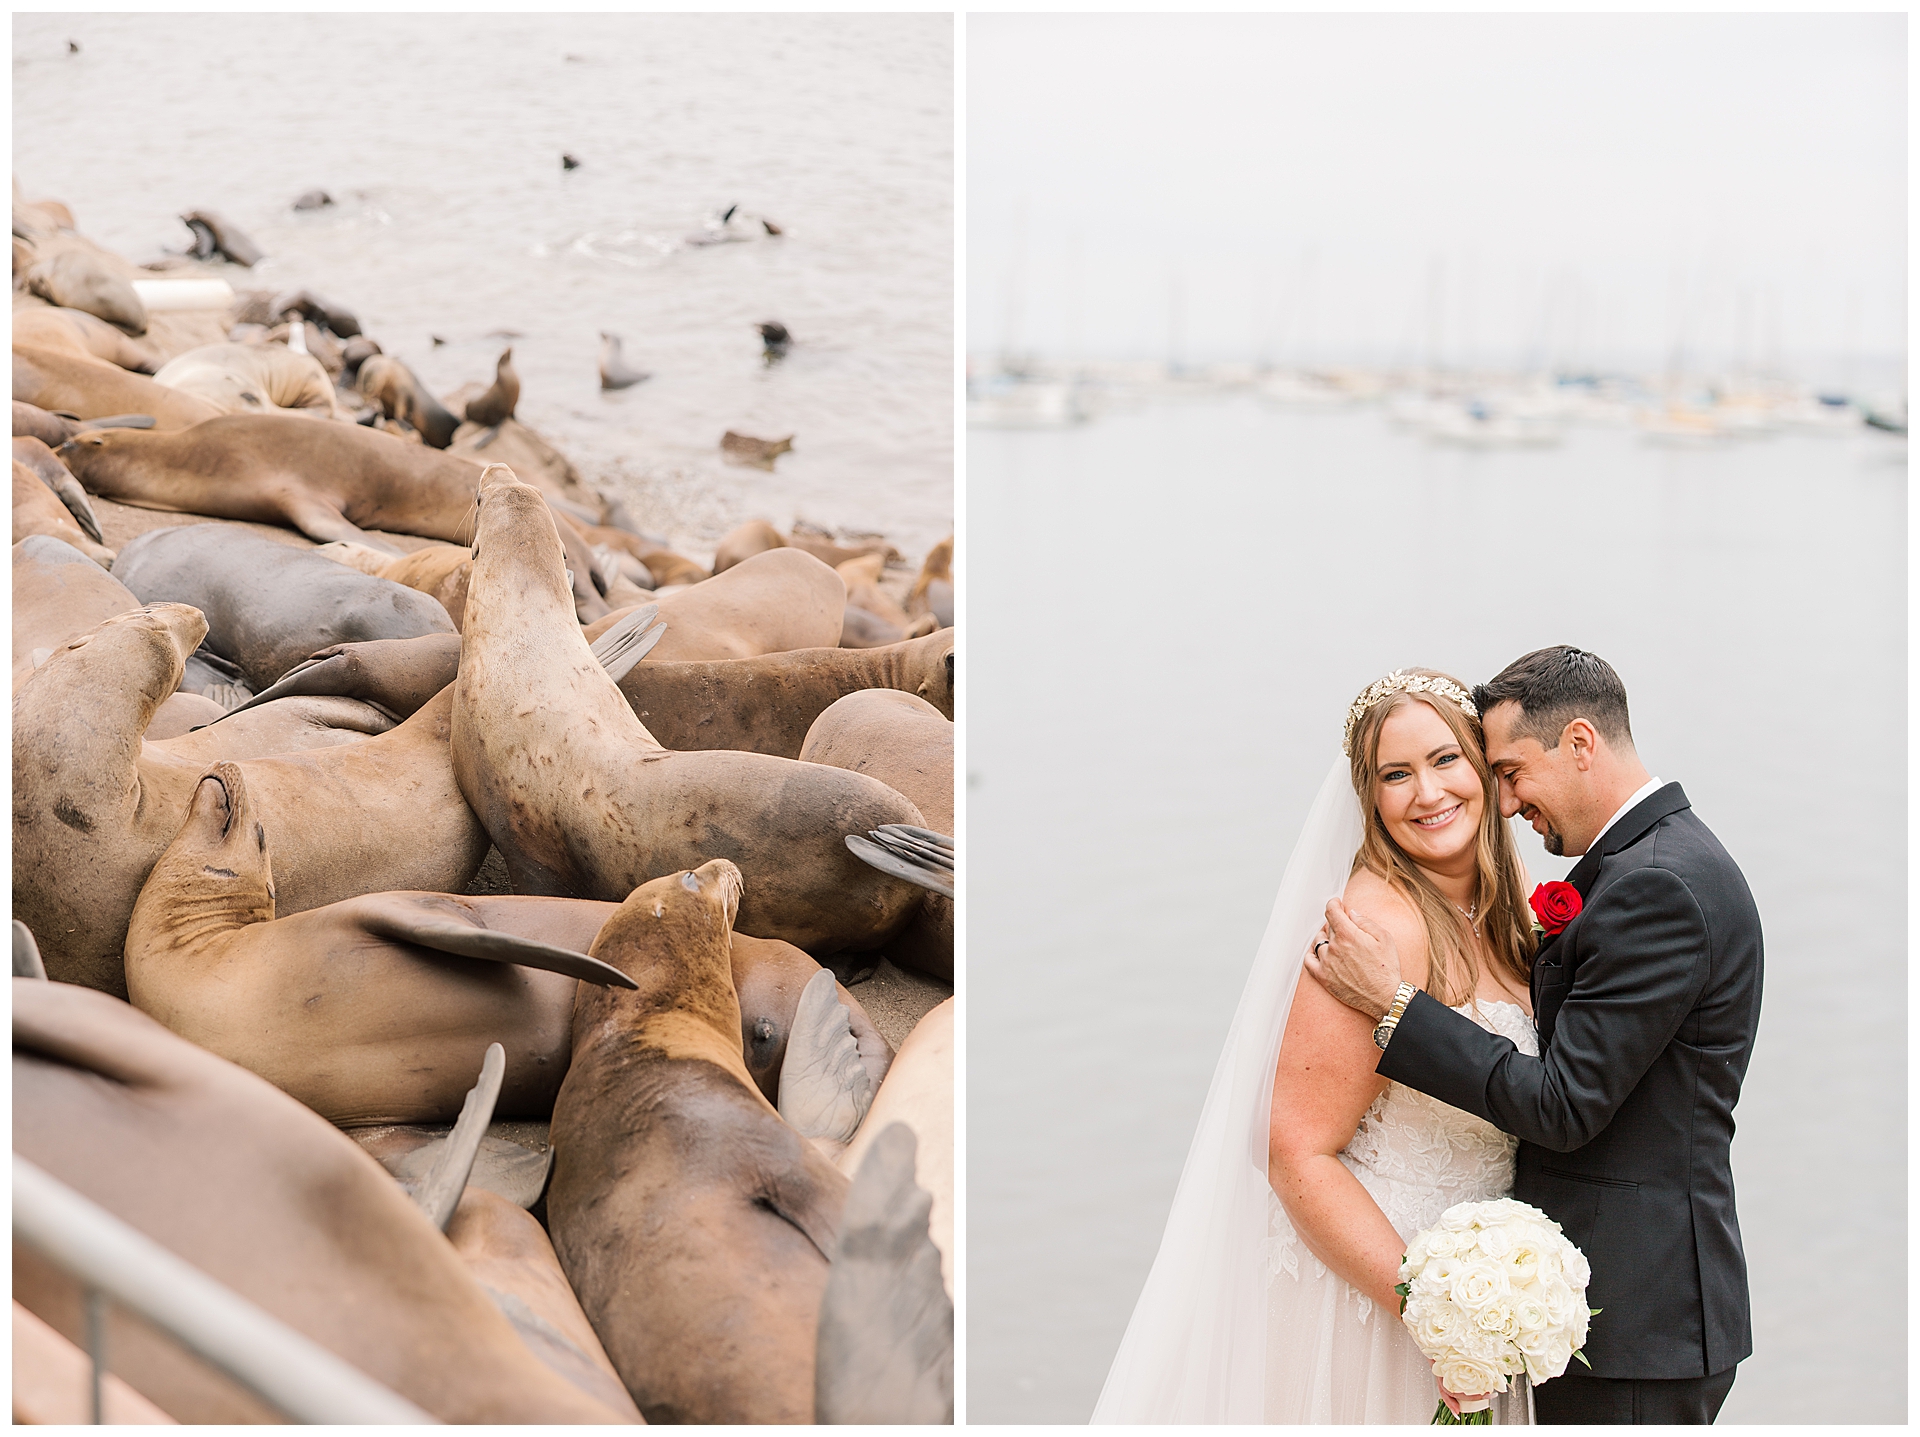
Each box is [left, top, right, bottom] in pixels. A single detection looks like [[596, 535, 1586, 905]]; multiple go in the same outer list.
[[1587, 774, 1665, 853]]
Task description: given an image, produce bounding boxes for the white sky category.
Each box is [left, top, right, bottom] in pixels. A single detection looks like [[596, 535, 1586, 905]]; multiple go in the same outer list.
[[969, 13, 1906, 378]]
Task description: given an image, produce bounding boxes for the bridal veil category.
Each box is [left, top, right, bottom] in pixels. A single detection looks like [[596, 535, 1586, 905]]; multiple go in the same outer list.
[[1091, 756, 1362, 1423]]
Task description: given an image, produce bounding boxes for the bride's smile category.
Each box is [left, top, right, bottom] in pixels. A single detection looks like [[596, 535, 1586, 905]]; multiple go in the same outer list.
[[1371, 703, 1485, 877]]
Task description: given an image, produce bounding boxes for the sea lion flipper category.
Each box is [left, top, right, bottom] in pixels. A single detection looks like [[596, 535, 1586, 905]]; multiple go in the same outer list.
[[413, 1042, 506, 1232], [361, 902, 638, 989], [13, 922, 48, 980], [75, 413, 156, 431], [844, 830, 956, 900], [777, 970, 875, 1144], [586, 602, 665, 684], [42, 471, 104, 541], [813, 1123, 955, 1424]]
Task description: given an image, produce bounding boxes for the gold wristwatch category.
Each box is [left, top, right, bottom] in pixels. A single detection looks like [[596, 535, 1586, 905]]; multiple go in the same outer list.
[[1372, 981, 1417, 1050]]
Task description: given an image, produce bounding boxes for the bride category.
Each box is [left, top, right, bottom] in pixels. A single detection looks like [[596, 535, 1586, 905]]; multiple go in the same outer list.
[[1092, 669, 1540, 1424]]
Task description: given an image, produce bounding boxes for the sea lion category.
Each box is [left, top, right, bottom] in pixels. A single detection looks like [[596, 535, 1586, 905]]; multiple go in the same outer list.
[[713, 516, 787, 573], [271, 288, 361, 337], [801, 689, 955, 983], [123, 762, 630, 1127], [465, 347, 520, 428], [113, 523, 456, 690], [835, 998, 955, 1294], [759, 321, 792, 360], [144, 689, 227, 739], [786, 525, 903, 569], [145, 694, 396, 761], [316, 539, 473, 628], [581, 544, 844, 662], [547, 861, 851, 1423], [22, 249, 148, 333], [838, 551, 917, 629], [13, 435, 105, 541], [56, 412, 484, 545], [445, 1188, 646, 1420], [734, 931, 892, 1105], [908, 534, 954, 628], [178, 209, 263, 266], [12, 305, 162, 372], [598, 331, 650, 390], [13, 457, 115, 564], [357, 352, 460, 448], [14, 345, 221, 428], [10, 533, 137, 683], [291, 189, 334, 211], [721, 428, 794, 468], [214, 625, 953, 757], [13, 400, 158, 447], [453, 464, 925, 953], [152, 342, 341, 417], [625, 628, 956, 755], [581, 524, 708, 586], [13, 978, 635, 1422], [14, 603, 489, 997]]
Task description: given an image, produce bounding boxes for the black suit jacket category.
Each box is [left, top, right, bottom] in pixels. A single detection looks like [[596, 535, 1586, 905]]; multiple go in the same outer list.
[[1375, 783, 1762, 1380]]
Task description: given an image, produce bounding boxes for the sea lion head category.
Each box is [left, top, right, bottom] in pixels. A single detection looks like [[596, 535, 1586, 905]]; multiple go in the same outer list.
[[468, 463, 576, 618], [41, 601, 208, 697], [582, 860, 745, 1032], [127, 761, 275, 964]]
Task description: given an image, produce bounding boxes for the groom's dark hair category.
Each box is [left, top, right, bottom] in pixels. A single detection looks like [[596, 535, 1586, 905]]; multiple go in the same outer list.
[[1473, 646, 1635, 751]]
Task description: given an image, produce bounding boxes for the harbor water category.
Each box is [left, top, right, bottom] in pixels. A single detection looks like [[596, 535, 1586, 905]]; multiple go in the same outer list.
[[968, 393, 1906, 1423], [12, 12, 954, 565]]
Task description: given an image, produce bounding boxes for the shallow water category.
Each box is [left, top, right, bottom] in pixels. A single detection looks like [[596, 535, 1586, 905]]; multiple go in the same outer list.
[[968, 396, 1906, 1423], [12, 13, 953, 564]]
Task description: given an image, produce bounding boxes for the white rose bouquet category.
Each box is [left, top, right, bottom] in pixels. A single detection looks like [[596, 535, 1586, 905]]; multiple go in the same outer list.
[[1396, 1197, 1597, 1426]]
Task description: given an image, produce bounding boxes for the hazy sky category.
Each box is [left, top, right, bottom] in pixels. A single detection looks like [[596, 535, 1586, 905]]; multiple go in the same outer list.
[[969, 14, 1905, 378]]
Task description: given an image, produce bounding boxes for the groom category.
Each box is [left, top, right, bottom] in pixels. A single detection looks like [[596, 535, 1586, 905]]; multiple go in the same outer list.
[[1306, 646, 1762, 1425]]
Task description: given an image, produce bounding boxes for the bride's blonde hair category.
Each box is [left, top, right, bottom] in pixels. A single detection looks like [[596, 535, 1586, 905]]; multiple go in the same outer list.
[[1345, 669, 1536, 1006]]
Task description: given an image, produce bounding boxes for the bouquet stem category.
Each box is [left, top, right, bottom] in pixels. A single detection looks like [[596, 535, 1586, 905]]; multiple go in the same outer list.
[[1432, 1399, 1491, 1425]]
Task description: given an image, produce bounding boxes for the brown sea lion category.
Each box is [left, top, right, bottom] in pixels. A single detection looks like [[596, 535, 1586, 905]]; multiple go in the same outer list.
[[837, 551, 916, 630], [908, 534, 954, 628], [734, 931, 892, 1105], [13, 603, 488, 997], [580, 544, 844, 662], [179, 209, 263, 266], [145, 694, 396, 761], [13, 457, 115, 564], [12, 304, 162, 372], [720, 428, 793, 468], [624, 628, 956, 756], [152, 342, 341, 417], [13, 434, 105, 539], [801, 689, 955, 983], [13, 978, 635, 1422], [14, 345, 221, 428], [548, 861, 850, 1423], [144, 689, 227, 739], [452, 464, 925, 954], [123, 762, 630, 1126], [113, 523, 456, 689], [357, 352, 460, 448], [712, 516, 786, 573], [22, 248, 148, 333], [220, 626, 955, 757], [836, 997, 955, 1293], [445, 1188, 646, 1420], [465, 347, 520, 428], [60, 414, 610, 618], [10, 533, 137, 683], [786, 523, 902, 569]]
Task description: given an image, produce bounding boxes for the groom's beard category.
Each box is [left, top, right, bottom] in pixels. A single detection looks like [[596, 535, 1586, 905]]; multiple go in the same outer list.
[[1541, 825, 1566, 857]]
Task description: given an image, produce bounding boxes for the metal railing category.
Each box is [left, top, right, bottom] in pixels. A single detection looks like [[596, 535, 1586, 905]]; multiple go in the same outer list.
[[13, 1155, 435, 1424]]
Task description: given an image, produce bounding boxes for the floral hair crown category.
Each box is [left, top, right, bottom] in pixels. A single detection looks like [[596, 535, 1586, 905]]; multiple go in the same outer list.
[[1342, 670, 1480, 757]]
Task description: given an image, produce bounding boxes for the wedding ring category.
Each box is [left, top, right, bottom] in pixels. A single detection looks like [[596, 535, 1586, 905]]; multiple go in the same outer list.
[[1312, 939, 1328, 956]]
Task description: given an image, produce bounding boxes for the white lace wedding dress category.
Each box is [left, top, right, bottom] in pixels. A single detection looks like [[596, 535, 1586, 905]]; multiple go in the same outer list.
[[1263, 999, 1540, 1424]]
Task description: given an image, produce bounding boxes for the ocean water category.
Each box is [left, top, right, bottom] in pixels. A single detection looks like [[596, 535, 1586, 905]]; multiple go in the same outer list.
[[12, 12, 954, 565], [968, 395, 1906, 1423]]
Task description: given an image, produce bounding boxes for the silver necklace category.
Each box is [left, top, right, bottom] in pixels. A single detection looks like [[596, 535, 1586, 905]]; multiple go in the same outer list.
[[1455, 899, 1480, 936]]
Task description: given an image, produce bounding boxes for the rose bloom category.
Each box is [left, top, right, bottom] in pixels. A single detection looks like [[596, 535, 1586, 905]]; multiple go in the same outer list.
[[1562, 1246, 1592, 1290], [1441, 1206, 1477, 1233], [1473, 1297, 1520, 1339], [1434, 1357, 1505, 1398], [1451, 1263, 1509, 1311], [1424, 1229, 1461, 1259], [1412, 1303, 1462, 1348], [1511, 1295, 1550, 1333], [1421, 1255, 1464, 1290], [1476, 1225, 1515, 1260], [1502, 1244, 1540, 1286], [1516, 1324, 1558, 1359]]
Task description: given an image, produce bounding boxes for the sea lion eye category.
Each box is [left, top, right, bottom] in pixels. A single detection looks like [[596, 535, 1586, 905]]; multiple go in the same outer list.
[[681, 871, 702, 893]]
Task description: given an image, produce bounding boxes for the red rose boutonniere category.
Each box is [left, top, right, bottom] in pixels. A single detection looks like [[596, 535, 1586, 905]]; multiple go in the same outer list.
[[1529, 881, 1582, 936]]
